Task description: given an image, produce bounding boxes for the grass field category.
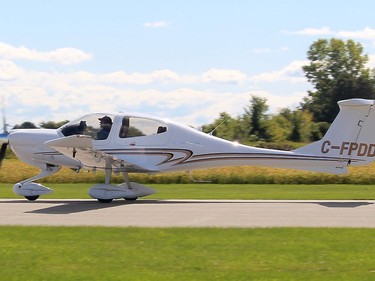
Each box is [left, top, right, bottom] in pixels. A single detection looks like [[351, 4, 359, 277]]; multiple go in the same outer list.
[[1, 226, 374, 281], [2, 159, 375, 281], [1, 183, 375, 200], [1, 184, 375, 281]]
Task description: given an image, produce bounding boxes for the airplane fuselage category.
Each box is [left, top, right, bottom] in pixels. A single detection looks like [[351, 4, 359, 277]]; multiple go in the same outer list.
[[8, 112, 349, 175]]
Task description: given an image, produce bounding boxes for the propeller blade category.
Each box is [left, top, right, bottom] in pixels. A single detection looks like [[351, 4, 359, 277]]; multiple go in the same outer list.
[[0, 132, 9, 166], [0, 142, 7, 166]]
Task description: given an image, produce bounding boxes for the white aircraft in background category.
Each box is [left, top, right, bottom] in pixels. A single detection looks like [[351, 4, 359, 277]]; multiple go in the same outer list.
[[1, 98, 375, 203]]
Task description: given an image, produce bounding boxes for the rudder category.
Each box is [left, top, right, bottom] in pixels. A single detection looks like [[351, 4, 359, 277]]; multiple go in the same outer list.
[[294, 98, 375, 167]]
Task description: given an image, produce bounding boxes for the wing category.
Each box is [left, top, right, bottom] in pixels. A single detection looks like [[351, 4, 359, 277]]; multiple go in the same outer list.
[[45, 135, 157, 173]]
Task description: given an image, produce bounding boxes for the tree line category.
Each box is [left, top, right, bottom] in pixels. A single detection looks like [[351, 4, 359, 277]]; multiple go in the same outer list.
[[13, 38, 375, 148], [203, 38, 375, 147]]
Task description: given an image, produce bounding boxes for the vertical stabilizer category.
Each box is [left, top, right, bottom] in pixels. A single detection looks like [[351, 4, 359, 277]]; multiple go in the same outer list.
[[294, 98, 375, 166]]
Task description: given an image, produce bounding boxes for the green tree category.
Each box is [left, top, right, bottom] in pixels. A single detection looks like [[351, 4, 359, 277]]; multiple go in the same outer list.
[[13, 122, 37, 129], [40, 120, 69, 129], [267, 109, 293, 142], [268, 108, 315, 143], [242, 95, 270, 141], [201, 112, 241, 141], [288, 110, 314, 142], [302, 38, 375, 122]]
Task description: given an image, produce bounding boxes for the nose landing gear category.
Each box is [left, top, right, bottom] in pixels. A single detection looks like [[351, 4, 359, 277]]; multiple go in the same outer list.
[[13, 165, 60, 201]]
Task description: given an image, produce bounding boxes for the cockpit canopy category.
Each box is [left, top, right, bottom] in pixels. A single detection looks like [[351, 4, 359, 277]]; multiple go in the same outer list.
[[58, 113, 168, 141], [59, 113, 115, 139]]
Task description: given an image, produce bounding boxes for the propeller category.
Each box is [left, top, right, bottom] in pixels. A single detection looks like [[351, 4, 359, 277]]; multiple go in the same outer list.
[[0, 133, 9, 167]]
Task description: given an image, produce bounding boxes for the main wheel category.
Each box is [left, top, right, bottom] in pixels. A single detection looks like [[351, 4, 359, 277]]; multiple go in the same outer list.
[[25, 195, 39, 201], [97, 198, 113, 203], [124, 197, 138, 201]]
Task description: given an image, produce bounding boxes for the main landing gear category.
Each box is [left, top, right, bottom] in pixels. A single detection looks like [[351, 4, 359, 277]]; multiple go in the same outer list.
[[88, 169, 155, 203]]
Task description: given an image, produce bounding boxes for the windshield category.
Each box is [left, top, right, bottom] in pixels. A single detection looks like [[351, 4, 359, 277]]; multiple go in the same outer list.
[[59, 113, 115, 140]]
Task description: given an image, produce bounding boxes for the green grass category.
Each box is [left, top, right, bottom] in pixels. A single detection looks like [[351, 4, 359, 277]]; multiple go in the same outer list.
[[1, 183, 375, 200], [0, 226, 374, 281]]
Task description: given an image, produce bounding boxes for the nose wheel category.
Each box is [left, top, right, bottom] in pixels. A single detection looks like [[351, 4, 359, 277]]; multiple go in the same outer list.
[[25, 195, 40, 201], [97, 198, 113, 203]]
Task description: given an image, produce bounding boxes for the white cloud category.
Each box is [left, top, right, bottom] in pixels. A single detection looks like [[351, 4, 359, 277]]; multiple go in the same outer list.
[[144, 21, 170, 28], [286, 26, 332, 36], [250, 60, 307, 83], [0, 60, 24, 80], [286, 26, 375, 73], [251, 47, 290, 54], [288, 26, 375, 41], [0, 53, 309, 127], [337, 27, 375, 40], [251, 90, 305, 112], [100, 69, 183, 84], [202, 68, 247, 84], [37, 68, 247, 85], [47, 48, 92, 65], [0, 42, 92, 64], [4, 78, 306, 127]]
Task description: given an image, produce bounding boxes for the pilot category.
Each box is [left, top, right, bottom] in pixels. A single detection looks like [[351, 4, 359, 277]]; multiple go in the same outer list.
[[97, 116, 113, 140]]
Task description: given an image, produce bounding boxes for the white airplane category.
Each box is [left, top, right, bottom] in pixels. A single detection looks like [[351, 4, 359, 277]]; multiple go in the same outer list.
[[1, 98, 375, 203]]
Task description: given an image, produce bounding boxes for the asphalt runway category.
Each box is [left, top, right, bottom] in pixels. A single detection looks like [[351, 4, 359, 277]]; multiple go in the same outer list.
[[0, 199, 374, 228]]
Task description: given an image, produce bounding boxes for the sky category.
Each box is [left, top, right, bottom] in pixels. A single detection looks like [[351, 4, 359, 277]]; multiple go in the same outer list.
[[1, 0, 375, 129]]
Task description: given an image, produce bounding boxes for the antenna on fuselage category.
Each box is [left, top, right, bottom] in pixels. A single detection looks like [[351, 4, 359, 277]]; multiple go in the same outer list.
[[208, 117, 228, 136]]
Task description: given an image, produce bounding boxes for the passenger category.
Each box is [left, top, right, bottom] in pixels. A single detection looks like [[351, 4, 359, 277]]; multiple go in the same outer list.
[[97, 116, 113, 140]]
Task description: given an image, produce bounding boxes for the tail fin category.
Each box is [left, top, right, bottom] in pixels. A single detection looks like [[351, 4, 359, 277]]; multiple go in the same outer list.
[[294, 98, 375, 172]]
